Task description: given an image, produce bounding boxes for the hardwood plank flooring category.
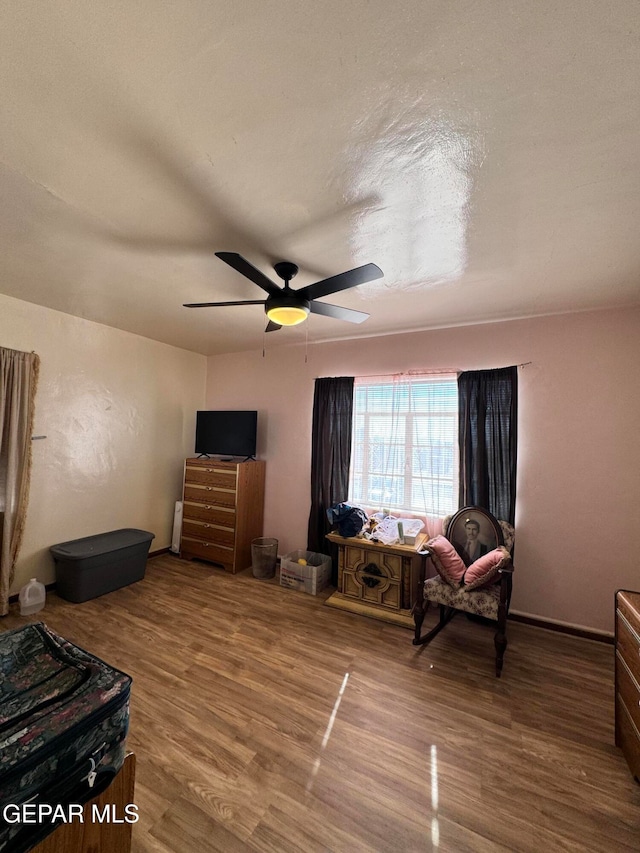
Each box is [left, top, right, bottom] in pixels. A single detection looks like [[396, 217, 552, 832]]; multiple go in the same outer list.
[[2, 555, 639, 852]]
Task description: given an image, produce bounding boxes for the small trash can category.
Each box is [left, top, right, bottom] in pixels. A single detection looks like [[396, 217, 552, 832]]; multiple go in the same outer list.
[[251, 537, 278, 579]]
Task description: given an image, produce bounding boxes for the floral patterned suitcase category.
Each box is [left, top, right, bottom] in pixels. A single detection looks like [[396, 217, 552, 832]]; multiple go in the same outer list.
[[0, 622, 132, 853]]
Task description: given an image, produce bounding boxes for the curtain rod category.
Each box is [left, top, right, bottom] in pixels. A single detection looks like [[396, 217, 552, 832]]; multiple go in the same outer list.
[[346, 363, 532, 379], [353, 370, 457, 379]]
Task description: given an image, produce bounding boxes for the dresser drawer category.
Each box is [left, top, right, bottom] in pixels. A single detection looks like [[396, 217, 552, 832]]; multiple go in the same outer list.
[[617, 591, 640, 630], [616, 695, 640, 780], [616, 652, 640, 734], [342, 570, 401, 609], [344, 545, 403, 580], [185, 465, 237, 489], [184, 483, 236, 508], [182, 518, 235, 548], [183, 500, 236, 527], [180, 536, 235, 567], [617, 609, 640, 668]]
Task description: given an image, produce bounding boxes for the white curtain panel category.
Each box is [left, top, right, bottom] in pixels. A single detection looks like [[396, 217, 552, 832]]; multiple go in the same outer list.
[[348, 371, 458, 536]]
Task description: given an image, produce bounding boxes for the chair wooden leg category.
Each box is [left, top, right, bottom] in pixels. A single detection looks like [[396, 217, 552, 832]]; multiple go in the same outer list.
[[412, 598, 430, 644], [494, 603, 508, 677], [493, 569, 513, 677], [412, 602, 456, 646]]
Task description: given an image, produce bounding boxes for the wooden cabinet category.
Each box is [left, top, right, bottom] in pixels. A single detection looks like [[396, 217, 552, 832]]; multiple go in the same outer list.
[[615, 590, 640, 781], [325, 532, 427, 628], [180, 458, 265, 574]]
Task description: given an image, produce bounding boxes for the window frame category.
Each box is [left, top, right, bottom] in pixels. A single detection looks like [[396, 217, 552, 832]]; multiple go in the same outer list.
[[348, 373, 459, 517]]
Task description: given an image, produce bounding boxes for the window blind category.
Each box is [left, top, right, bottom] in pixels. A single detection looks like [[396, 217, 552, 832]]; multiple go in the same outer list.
[[348, 373, 458, 517]]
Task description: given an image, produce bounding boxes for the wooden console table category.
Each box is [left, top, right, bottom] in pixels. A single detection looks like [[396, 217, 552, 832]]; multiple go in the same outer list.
[[325, 532, 428, 628]]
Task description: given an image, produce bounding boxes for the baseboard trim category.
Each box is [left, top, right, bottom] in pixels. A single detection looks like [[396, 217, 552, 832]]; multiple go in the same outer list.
[[7, 550, 170, 604], [6, 566, 613, 646], [8, 581, 57, 605], [149, 547, 171, 558], [509, 611, 614, 644]]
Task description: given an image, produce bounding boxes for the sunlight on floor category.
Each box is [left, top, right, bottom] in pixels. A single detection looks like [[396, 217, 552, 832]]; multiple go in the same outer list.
[[431, 744, 440, 847], [305, 671, 350, 794]]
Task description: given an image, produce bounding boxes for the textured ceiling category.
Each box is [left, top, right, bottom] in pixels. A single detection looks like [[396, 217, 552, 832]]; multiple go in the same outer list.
[[1, 1, 639, 355]]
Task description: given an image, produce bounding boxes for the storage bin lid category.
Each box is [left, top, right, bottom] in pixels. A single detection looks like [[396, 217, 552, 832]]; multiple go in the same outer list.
[[50, 528, 155, 560]]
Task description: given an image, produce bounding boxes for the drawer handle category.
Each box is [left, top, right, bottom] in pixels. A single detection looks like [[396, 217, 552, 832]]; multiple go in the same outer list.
[[206, 468, 213, 472], [361, 562, 382, 588], [203, 523, 210, 528], [206, 487, 212, 491], [205, 505, 213, 510]]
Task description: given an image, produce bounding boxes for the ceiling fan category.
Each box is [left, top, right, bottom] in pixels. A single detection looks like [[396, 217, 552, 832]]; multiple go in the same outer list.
[[183, 252, 384, 331]]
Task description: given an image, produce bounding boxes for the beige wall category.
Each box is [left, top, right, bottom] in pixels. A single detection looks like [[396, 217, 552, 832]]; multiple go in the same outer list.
[[205, 306, 640, 635], [0, 293, 206, 595]]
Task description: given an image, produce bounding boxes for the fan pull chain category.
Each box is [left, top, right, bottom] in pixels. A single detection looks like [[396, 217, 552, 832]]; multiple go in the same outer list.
[[262, 326, 266, 359], [305, 323, 308, 363]]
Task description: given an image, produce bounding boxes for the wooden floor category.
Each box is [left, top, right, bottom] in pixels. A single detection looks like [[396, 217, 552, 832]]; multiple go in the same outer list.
[[3, 555, 640, 852]]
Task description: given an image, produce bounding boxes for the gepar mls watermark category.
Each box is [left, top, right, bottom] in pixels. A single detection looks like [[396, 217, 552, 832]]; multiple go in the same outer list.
[[3, 803, 139, 824]]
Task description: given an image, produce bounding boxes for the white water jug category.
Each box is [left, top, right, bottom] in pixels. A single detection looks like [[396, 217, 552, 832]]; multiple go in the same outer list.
[[19, 578, 46, 615]]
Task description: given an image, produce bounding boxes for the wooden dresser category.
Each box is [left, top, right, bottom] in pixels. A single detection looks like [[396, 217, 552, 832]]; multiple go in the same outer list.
[[615, 589, 640, 781], [180, 458, 266, 574], [325, 532, 427, 628]]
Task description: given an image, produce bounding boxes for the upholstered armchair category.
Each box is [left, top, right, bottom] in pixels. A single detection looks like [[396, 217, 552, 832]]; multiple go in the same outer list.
[[412, 506, 515, 677]]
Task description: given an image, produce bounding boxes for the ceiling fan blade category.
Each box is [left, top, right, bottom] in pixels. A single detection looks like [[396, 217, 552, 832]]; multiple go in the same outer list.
[[215, 252, 281, 296], [183, 300, 265, 308], [309, 302, 370, 324], [297, 263, 383, 301], [265, 321, 282, 332]]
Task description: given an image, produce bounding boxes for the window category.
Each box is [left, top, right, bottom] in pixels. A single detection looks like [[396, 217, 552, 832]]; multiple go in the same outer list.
[[348, 373, 458, 517]]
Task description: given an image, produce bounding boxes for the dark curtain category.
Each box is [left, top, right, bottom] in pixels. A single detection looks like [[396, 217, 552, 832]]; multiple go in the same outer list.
[[458, 367, 518, 525], [307, 377, 354, 585]]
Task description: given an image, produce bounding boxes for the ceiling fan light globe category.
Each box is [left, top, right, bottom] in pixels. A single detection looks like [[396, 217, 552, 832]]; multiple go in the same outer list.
[[266, 305, 310, 326]]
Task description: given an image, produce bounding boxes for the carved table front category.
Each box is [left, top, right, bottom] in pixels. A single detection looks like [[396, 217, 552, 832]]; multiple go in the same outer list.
[[325, 532, 428, 628]]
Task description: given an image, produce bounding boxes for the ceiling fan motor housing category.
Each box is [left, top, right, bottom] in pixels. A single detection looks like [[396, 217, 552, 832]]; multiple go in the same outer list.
[[267, 261, 309, 324]]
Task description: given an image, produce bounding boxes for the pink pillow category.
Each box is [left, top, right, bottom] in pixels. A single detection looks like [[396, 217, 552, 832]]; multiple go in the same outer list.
[[463, 547, 511, 590], [427, 535, 466, 587]]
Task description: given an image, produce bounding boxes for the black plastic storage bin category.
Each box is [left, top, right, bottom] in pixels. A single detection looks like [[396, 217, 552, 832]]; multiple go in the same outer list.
[[50, 528, 155, 603]]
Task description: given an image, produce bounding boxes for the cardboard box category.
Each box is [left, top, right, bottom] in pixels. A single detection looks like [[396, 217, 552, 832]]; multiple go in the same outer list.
[[280, 550, 331, 595]]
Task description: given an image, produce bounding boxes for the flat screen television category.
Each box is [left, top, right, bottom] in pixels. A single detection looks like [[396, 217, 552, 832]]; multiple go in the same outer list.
[[195, 410, 258, 459]]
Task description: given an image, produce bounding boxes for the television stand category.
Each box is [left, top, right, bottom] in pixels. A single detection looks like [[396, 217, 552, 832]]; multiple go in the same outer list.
[[196, 453, 212, 459], [242, 455, 256, 462]]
